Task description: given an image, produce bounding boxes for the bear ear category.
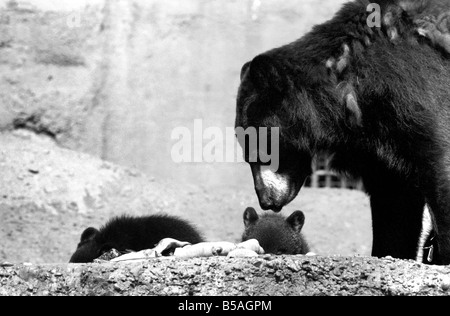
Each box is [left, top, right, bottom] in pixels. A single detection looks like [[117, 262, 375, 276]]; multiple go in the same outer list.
[[287, 211, 305, 232], [80, 227, 99, 243], [240, 61, 251, 81], [249, 55, 286, 92], [243, 207, 259, 228]]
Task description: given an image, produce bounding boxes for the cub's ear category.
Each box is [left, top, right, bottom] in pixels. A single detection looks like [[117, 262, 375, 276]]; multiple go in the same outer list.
[[287, 211, 305, 232], [249, 55, 286, 92], [243, 207, 259, 228], [80, 227, 99, 243]]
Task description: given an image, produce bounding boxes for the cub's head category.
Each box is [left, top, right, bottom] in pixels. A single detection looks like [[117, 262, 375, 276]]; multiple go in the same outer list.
[[69, 227, 107, 263], [242, 207, 309, 255]]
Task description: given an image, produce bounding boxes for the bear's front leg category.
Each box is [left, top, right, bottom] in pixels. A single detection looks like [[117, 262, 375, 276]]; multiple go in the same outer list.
[[424, 169, 450, 265], [369, 187, 425, 260]]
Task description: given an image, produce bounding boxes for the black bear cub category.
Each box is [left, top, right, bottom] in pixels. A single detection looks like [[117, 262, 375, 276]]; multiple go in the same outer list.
[[242, 207, 310, 255], [69, 214, 204, 263]]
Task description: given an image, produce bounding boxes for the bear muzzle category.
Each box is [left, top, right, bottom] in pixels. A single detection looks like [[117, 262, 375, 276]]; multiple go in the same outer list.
[[251, 165, 302, 212]]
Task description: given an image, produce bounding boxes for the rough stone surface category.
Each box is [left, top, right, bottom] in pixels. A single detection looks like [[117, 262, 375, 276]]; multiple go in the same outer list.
[[1, 256, 450, 296]]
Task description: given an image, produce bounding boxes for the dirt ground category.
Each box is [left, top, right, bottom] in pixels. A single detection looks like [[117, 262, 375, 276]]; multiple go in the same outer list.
[[0, 130, 371, 264]]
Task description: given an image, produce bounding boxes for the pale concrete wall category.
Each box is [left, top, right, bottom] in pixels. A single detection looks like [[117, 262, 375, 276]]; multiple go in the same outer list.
[[0, 0, 348, 188]]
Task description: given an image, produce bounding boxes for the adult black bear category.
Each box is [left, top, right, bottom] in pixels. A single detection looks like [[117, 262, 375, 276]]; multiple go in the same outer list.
[[242, 207, 310, 255], [69, 214, 204, 263], [235, 0, 450, 264]]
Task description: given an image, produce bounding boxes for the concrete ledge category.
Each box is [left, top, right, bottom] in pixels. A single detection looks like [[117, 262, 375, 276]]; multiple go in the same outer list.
[[1, 255, 449, 296]]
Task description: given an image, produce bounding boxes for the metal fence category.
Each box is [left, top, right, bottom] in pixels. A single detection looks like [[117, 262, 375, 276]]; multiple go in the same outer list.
[[304, 155, 364, 190]]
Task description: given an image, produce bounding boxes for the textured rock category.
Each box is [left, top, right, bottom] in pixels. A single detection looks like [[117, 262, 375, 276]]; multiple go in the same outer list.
[[1, 256, 450, 296]]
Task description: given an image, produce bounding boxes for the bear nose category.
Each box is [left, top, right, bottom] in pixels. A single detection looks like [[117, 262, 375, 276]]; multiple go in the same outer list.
[[257, 193, 283, 212], [253, 179, 283, 212]]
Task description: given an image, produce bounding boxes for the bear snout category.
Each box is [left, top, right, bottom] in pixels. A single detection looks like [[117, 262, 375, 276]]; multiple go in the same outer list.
[[251, 165, 300, 212]]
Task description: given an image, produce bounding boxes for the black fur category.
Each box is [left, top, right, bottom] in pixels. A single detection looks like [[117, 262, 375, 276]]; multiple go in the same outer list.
[[236, 0, 450, 264], [69, 214, 204, 263], [242, 207, 310, 255]]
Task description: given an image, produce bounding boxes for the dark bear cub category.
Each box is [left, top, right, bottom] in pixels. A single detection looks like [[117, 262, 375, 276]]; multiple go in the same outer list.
[[69, 214, 204, 263], [242, 207, 310, 255]]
